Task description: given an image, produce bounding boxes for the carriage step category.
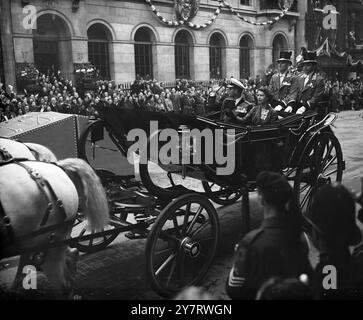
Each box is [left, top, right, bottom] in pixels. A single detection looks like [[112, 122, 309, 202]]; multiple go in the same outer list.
[[125, 230, 149, 240]]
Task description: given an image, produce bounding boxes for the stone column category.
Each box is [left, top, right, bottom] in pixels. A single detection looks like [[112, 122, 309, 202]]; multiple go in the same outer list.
[[295, 0, 308, 58], [113, 42, 135, 83], [155, 43, 175, 81], [0, 0, 16, 88], [226, 46, 240, 79], [254, 46, 271, 76], [193, 45, 209, 81], [13, 35, 34, 64]]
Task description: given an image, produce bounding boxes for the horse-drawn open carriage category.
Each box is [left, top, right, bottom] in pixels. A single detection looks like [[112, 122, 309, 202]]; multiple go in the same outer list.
[[0, 100, 345, 298], [75, 103, 345, 297]]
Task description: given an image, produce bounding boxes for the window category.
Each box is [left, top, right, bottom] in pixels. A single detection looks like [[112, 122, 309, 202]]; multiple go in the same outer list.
[[272, 34, 288, 65], [240, 0, 250, 5], [240, 35, 253, 79], [134, 28, 154, 79], [175, 30, 192, 79], [87, 24, 111, 79], [355, 13, 363, 43], [209, 33, 226, 79]]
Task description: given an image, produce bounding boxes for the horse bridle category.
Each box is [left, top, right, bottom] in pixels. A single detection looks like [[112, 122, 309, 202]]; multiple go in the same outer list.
[[0, 147, 72, 259]]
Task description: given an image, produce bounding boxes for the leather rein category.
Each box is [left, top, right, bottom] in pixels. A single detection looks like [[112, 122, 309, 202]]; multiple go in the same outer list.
[[0, 146, 74, 258]]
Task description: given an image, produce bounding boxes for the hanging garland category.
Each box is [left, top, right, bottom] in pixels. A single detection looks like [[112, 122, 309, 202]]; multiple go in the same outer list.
[[145, 0, 292, 29], [222, 1, 290, 26], [145, 0, 223, 29]]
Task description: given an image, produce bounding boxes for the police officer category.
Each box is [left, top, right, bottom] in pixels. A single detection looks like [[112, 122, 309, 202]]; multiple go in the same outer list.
[[226, 171, 312, 300], [305, 183, 363, 299], [269, 51, 299, 112], [292, 51, 325, 115], [220, 78, 253, 122]]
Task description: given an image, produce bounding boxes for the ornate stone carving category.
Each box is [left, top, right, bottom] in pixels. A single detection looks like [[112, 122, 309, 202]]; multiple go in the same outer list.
[[278, 0, 294, 10], [174, 0, 200, 22]]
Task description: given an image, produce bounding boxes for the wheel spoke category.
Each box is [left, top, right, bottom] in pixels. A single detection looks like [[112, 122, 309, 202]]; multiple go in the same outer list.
[[172, 216, 180, 236], [186, 205, 203, 235], [166, 253, 179, 288], [154, 247, 172, 256], [323, 168, 338, 177], [301, 186, 313, 208], [155, 252, 176, 276], [191, 219, 211, 238], [321, 143, 334, 166], [323, 155, 337, 172], [300, 183, 310, 193], [181, 204, 191, 236]]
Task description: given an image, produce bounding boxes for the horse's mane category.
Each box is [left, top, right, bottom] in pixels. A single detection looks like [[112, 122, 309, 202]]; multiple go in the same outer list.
[[95, 102, 205, 138]]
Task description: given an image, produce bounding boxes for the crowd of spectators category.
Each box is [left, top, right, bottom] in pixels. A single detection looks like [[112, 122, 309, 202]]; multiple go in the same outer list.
[[325, 78, 363, 111], [1, 68, 363, 123]]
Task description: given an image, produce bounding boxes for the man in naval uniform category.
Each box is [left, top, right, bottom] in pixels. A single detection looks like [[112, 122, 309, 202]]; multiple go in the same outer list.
[[220, 78, 254, 123], [269, 51, 299, 113]]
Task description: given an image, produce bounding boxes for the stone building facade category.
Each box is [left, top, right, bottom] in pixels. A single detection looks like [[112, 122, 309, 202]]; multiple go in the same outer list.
[[305, 0, 363, 80], [0, 0, 306, 87]]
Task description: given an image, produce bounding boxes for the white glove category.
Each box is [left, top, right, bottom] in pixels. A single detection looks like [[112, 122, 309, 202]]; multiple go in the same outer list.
[[284, 106, 293, 113], [274, 105, 283, 111], [296, 107, 306, 114]]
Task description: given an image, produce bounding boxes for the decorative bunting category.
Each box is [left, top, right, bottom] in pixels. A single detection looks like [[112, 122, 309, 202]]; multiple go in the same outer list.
[[144, 0, 292, 29], [145, 0, 223, 29]]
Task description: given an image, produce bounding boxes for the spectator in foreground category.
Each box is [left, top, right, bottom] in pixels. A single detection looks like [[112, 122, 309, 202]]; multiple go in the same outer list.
[[174, 286, 214, 300], [305, 183, 363, 299], [226, 171, 312, 300], [256, 277, 313, 300]]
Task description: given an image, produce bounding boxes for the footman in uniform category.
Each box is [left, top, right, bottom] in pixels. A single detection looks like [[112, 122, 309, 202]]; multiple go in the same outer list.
[[293, 51, 325, 115], [269, 51, 299, 112]]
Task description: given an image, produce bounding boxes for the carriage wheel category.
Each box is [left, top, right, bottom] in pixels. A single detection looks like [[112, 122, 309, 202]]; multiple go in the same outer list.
[[78, 119, 123, 174], [145, 194, 220, 297], [71, 212, 119, 253], [294, 132, 344, 215], [202, 181, 241, 206]]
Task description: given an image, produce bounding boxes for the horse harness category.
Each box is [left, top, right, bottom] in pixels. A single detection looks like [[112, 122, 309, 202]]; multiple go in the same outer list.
[[0, 146, 73, 258]]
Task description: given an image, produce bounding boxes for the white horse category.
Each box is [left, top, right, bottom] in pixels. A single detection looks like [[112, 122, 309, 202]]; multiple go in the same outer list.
[[0, 137, 57, 162], [0, 138, 109, 298]]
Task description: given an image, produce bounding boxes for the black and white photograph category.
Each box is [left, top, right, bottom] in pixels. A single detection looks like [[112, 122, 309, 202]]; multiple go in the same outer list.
[[1, 0, 363, 306]]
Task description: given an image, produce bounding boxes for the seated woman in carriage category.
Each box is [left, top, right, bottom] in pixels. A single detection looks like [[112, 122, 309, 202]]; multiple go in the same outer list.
[[222, 87, 278, 126]]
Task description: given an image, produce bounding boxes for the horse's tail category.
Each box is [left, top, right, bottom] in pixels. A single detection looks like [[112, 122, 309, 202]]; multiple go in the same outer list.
[[56, 158, 109, 230], [24, 143, 58, 162]]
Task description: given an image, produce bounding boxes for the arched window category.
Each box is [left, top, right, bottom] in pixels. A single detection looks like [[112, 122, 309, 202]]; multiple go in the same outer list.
[[33, 14, 72, 75], [209, 33, 226, 79], [272, 34, 288, 66], [239, 35, 253, 79], [87, 24, 111, 79], [134, 27, 154, 79], [175, 30, 192, 79]]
